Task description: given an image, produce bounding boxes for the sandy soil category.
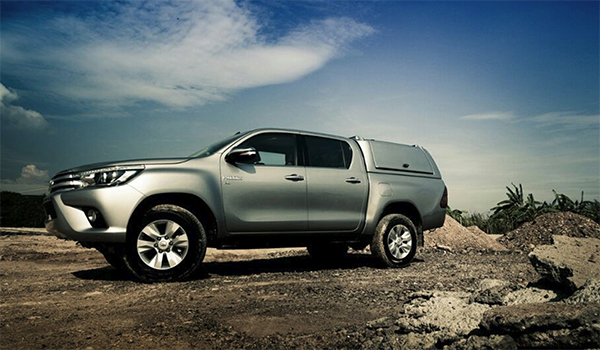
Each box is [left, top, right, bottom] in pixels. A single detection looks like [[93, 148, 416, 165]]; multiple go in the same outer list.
[[425, 216, 507, 252], [0, 231, 539, 350]]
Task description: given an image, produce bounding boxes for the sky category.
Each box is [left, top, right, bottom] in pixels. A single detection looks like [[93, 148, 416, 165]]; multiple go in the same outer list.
[[1, 0, 598, 213]]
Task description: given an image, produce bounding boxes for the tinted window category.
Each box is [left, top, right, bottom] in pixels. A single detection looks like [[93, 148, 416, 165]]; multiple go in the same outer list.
[[238, 133, 297, 166], [305, 136, 352, 169]]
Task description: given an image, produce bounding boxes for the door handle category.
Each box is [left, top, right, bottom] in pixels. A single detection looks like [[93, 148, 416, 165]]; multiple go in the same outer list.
[[285, 174, 305, 182], [345, 177, 361, 184]]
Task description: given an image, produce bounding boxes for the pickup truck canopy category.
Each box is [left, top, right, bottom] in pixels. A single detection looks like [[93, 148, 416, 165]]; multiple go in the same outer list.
[[368, 141, 434, 175]]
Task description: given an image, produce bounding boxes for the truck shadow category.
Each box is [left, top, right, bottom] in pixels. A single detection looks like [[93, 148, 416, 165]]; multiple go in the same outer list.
[[73, 253, 425, 282], [202, 253, 379, 277]]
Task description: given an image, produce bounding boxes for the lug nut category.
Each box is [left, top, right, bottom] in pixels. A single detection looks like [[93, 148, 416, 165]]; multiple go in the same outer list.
[[154, 243, 158, 247], [166, 249, 170, 252], [169, 241, 173, 245]]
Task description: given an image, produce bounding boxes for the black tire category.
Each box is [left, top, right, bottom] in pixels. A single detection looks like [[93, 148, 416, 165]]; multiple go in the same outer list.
[[123, 204, 207, 282], [96, 245, 126, 271], [307, 243, 348, 263], [371, 214, 417, 268]]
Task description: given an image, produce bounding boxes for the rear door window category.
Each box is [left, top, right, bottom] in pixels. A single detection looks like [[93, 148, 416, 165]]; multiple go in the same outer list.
[[305, 136, 352, 169]]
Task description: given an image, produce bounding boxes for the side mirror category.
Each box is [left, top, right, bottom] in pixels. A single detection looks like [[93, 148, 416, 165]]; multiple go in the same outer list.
[[225, 147, 259, 164]]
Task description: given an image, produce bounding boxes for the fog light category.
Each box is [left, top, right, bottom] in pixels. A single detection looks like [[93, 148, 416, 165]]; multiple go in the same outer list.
[[86, 209, 98, 223]]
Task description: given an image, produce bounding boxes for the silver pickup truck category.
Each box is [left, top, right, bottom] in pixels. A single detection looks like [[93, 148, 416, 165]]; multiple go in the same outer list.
[[44, 128, 447, 282]]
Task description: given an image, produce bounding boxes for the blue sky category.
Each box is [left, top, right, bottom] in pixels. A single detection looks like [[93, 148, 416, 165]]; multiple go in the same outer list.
[[1, 0, 598, 212]]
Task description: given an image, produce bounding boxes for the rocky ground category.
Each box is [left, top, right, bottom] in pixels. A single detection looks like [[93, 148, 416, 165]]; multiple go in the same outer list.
[[1, 213, 599, 349]]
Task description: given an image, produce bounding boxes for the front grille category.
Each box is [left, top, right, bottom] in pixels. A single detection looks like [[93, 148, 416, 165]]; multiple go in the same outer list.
[[49, 173, 85, 193], [43, 200, 57, 220]]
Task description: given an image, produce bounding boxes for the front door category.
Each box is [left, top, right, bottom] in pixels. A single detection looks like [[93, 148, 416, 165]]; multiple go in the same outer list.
[[221, 132, 308, 232]]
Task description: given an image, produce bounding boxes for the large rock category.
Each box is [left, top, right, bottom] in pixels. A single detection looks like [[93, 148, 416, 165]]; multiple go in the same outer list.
[[565, 279, 600, 304], [470, 279, 512, 305], [528, 235, 600, 291], [396, 332, 438, 350], [502, 287, 558, 305], [514, 326, 600, 349], [396, 291, 489, 336], [470, 279, 558, 306], [445, 335, 517, 350], [480, 302, 600, 348]]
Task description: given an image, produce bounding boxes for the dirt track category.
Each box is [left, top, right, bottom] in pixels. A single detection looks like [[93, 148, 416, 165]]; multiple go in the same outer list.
[[0, 232, 538, 349]]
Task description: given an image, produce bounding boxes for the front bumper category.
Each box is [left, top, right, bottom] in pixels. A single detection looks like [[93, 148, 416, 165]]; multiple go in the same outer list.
[[44, 184, 145, 243]]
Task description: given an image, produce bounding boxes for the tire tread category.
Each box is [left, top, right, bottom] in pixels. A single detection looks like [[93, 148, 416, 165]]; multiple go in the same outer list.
[[371, 213, 417, 268]]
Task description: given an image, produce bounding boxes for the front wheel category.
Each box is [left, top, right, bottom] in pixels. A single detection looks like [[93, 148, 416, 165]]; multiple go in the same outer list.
[[371, 214, 417, 267], [123, 204, 207, 282]]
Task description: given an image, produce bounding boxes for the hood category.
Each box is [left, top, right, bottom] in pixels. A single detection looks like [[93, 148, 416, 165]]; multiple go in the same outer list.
[[55, 158, 190, 176]]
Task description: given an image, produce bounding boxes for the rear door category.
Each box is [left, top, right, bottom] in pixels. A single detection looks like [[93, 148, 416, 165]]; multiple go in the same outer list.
[[303, 135, 368, 231], [221, 132, 308, 232]]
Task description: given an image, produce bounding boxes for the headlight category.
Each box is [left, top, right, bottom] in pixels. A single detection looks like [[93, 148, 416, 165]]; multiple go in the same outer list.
[[77, 165, 144, 187]]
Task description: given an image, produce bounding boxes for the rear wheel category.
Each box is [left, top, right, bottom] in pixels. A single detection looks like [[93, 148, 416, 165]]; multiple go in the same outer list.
[[371, 214, 417, 267], [123, 205, 206, 282]]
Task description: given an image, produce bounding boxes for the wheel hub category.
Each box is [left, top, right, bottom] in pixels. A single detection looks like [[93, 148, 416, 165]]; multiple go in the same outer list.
[[387, 224, 412, 260], [136, 219, 189, 270], [157, 238, 170, 251]]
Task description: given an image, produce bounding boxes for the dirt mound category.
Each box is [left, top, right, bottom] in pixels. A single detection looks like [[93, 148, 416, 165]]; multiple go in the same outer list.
[[467, 226, 487, 236], [425, 216, 507, 252], [498, 212, 600, 252]]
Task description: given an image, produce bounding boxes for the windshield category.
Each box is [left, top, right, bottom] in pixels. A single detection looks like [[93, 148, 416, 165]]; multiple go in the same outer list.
[[189, 132, 248, 158]]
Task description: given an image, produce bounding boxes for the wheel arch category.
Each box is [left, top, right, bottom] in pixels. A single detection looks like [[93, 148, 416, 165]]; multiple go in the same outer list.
[[127, 193, 218, 245], [378, 202, 423, 247]]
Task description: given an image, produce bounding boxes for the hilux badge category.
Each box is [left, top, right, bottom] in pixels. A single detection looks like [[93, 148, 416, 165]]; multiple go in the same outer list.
[[223, 175, 242, 182]]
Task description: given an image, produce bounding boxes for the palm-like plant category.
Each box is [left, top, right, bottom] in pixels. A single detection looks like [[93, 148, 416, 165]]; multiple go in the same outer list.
[[579, 199, 600, 223], [491, 183, 524, 215], [551, 190, 576, 212], [519, 193, 541, 223], [490, 184, 531, 232]]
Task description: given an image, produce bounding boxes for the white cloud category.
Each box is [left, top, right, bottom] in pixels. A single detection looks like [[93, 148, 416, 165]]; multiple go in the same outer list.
[[16, 164, 50, 184], [0, 164, 50, 194], [1, 164, 50, 185], [0, 84, 49, 130], [8, 1, 373, 109], [532, 111, 600, 130], [459, 111, 515, 121], [459, 110, 600, 130]]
